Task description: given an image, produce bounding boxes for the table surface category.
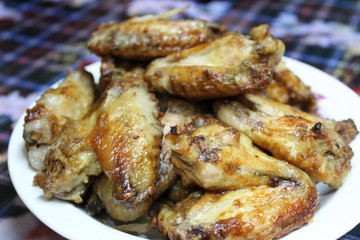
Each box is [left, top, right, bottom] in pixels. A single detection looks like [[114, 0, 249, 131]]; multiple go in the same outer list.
[[1, 0, 360, 239]]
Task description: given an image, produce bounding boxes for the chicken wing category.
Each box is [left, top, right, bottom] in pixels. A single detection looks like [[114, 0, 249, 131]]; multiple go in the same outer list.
[[90, 99, 200, 222], [154, 116, 318, 240], [87, 7, 226, 60], [214, 94, 357, 188], [34, 68, 162, 204], [145, 24, 284, 99], [23, 69, 97, 170], [91, 68, 163, 206], [259, 61, 317, 112], [243, 93, 358, 144], [33, 110, 102, 203], [165, 116, 314, 191]]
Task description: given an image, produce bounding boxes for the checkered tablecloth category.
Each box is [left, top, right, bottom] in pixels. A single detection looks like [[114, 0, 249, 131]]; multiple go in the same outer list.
[[1, 0, 359, 239]]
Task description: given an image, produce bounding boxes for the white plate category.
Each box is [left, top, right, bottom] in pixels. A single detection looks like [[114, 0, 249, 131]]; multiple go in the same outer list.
[[8, 57, 360, 240]]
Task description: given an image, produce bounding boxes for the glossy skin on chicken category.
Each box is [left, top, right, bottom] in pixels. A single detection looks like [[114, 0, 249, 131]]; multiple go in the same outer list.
[[90, 68, 163, 206], [23, 69, 97, 171], [92, 99, 202, 222], [165, 117, 314, 191], [93, 175, 153, 222], [93, 141, 176, 223], [238, 93, 358, 144], [88, 8, 226, 60], [214, 94, 356, 188], [34, 68, 163, 204], [145, 24, 284, 99], [154, 116, 318, 240]]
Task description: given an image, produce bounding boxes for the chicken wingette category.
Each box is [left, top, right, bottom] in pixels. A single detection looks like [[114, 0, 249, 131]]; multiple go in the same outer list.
[[23, 69, 97, 171], [91, 68, 163, 206], [91, 99, 200, 222], [214, 94, 357, 188], [145, 24, 284, 99], [88, 7, 225, 60], [154, 116, 318, 240]]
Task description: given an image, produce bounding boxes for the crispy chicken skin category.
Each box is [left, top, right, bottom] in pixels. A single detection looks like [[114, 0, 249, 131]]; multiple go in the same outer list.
[[91, 99, 200, 222], [165, 117, 314, 191], [235, 93, 358, 144], [33, 111, 102, 203], [88, 7, 226, 60], [91, 68, 163, 206], [259, 61, 317, 112], [93, 175, 153, 222], [214, 94, 357, 188], [154, 116, 318, 240], [23, 69, 97, 170], [155, 185, 318, 240], [145, 24, 284, 99], [93, 141, 176, 223], [34, 68, 162, 204]]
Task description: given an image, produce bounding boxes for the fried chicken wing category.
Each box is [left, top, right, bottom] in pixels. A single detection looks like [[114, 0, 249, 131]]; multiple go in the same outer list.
[[155, 181, 318, 240], [91, 68, 163, 206], [154, 116, 318, 240], [241, 93, 358, 144], [34, 68, 162, 204], [165, 116, 313, 191], [88, 7, 226, 60], [33, 111, 102, 203], [259, 61, 317, 112], [23, 69, 97, 170], [90, 99, 200, 222], [214, 94, 357, 188], [145, 24, 284, 99]]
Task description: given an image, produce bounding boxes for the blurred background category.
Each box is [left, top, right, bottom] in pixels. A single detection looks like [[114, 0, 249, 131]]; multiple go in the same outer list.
[[0, 0, 359, 239]]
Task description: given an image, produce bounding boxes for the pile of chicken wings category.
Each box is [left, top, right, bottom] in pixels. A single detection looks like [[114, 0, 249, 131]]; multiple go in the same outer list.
[[23, 8, 358, 240]]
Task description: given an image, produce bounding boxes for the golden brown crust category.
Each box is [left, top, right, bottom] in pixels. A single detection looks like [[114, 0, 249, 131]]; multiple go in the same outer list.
[[24, 69, 96, 146], [87, 8, 226, 60], [214, 94, 356, 188], [165, 116, 314, 191], [145, 25, 284, 99], [23, 69, 97, 171], [155, 186, 318, 240], [90, 70, 163, 206], [34, 68, 163, 204], [154, 115, 318, 240]]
